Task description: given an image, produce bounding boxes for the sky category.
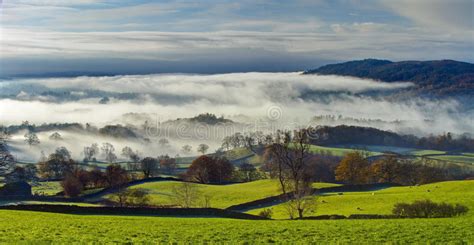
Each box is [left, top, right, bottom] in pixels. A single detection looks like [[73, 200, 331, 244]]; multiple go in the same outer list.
[[0, 0, 473, 76]]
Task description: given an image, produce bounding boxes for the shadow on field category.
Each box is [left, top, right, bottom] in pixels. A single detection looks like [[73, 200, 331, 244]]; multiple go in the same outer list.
[[0, 204, 268, 220]]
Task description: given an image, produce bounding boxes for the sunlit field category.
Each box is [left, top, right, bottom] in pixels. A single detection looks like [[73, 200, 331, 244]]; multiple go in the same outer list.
[[0, 210, 472, 243]]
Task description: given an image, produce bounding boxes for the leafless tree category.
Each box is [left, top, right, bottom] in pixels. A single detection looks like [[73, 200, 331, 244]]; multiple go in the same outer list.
[[0, 143, 15, 180], [122, 146, 140, 162], [283, 185, 317, 219], [170, 182, 201, 208], [101, 142, 117, 163], [83, 143, 99, 162]]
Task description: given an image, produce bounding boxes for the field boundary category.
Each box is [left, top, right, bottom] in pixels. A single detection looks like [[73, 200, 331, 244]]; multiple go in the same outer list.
[[226, 183, 399, 211], [0, 204, 268, 220]]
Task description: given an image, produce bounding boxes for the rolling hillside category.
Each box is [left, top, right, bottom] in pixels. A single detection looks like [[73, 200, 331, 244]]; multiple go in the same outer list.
[[247, 180, 474, 219], [304, 59, 474, 98]]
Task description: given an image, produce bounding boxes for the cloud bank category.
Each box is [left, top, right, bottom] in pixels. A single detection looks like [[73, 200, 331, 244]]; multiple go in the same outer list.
[[1, 72, 472, 136]]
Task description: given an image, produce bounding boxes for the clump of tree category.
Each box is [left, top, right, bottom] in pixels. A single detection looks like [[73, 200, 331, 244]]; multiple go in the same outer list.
[[181, 145, 192, 155], [38, 147, 76, 179], [49, 132, 62, 141], [234, 163, 264, 182], [0, 142, 15, 181], [197, 144, 209, 154], [186, 155, 234, 184], [188, 113, 232, 125], [111, 188, 150, 207], [140, 157, 159, 178], [393, 200, 468, 218], [105, 164, 129, 187], [221, 131, 268, 153], [5, 164, 38, 183], [122, 146, 140, 162], [24, 132, 40, 146], [307, 125, 474, 152], [335, 153, 448, 185], [159, 155, 177, 175], [82, 143, 99, 163], [101, 143, 117, 163], [334, 151, 370, 184], [61, 174, 84, 197]]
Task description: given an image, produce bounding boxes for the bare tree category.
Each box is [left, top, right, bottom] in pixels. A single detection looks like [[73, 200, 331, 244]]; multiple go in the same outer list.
[[170, 182, 201, 208], [263, 129, 316, 219], [101, 143, 117, 163], [0, 143, 15, 180], [264, 129, 311, 196], [122, 146, 140, 162], [83, 143, 99, 162], [284, 185, 317, 219], [0, 126, 11, 142], [112, 188, 130, 207]]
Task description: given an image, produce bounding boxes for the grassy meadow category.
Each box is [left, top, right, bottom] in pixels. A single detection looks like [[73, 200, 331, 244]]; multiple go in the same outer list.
[[103, 179, 339, 208], [0, 210, 472, 243], [247, 180, 474, 219]]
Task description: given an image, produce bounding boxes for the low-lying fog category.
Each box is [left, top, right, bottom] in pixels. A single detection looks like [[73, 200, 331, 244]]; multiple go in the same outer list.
[[1, 72, 472, 162]]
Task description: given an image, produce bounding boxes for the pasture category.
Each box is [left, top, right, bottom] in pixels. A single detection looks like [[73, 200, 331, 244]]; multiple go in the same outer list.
[[247, 180, 474, 219], [102, 179, 339, 208], [0, 210, 471, 243]]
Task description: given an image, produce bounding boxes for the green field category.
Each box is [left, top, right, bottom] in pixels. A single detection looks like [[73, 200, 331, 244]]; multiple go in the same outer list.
[[248, 180, 474, 219], [309, 145, 381, 157], [0, 210, 471, 243], [429, 155, 474, 164], [102, 180, 339, 208], [410, 149, 446, 156], [32, 181, 62, 196]]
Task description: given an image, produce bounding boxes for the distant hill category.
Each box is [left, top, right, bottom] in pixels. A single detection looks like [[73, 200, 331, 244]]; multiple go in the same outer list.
[[168, 113, 234, 125], [304, 59, 474, 97]]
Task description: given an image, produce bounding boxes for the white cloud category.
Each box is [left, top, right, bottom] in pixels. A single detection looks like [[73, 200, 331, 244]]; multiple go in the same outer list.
[[381, 0, 473, 31], [1, 73, 472, 136], [1, 27, 472, 63]]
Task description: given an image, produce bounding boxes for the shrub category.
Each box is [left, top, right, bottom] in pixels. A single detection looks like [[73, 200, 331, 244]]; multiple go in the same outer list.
[[111, 188, 150, 207], [393, 199, 468, 218], [258, 209, 273, 219]]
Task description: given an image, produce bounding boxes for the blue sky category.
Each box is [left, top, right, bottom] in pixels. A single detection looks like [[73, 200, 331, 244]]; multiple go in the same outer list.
[[0, 0, 472, 76]]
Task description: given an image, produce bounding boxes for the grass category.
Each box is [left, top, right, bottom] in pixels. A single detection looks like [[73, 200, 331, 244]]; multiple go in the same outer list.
[[0, 210, 471, 243], [308, 145, 380, 157], [247, 180, 474, 219], [0, 201, 100, 207], [31, 181, 62, 196], [428, 155, 474, 164], [103, 180, 339, 208], [410, 149, 446, 156]]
